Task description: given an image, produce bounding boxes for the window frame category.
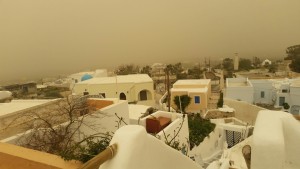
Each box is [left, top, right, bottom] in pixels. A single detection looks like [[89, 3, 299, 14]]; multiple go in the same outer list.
[[194, 96, 200, 104]]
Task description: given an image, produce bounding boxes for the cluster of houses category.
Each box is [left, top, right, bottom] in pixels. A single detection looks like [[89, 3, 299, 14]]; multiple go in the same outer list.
[[1, 66, 300, 169], [225, 77, 300, 115]]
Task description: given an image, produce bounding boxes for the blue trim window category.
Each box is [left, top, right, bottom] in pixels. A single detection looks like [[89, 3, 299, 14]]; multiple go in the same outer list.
[[194, 96, 200, 104]]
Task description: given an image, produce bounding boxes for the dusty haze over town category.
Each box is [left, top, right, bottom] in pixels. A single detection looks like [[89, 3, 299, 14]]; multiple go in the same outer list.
[[1, 0, 300, 83]]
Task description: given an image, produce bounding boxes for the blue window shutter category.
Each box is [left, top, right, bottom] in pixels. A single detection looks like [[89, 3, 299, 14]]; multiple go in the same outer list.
[[195, 96, 200, 104]]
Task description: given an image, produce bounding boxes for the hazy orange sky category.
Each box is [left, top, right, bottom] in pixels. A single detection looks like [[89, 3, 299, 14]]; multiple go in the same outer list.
[[1, 0, 300, 83]]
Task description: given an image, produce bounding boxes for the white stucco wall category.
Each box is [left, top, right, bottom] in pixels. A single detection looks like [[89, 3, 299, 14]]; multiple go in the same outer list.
[[76, 100, 129, 141], [224, 99, 265, 125], [156, 114, 189, 153], [225, 78, 254, 104], [100, 125, 203, 169], [139, 111, 189, 152], [251, 80, 274, 104], [289, 85, 300, 114], [281, 114, 300, 168], [2, 100, 130, 145], [252, 110, 300, 169], [189, 126, 225, 164], [225, 86, 254, 104], [0, 91, 12, 101]]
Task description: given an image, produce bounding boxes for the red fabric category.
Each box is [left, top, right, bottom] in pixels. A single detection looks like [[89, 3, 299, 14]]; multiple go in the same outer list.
[[146, 117, 171, 133]]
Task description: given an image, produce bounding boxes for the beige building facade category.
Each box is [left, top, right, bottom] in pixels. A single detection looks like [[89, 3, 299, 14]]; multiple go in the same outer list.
[[73, 74, 155, 106], [170, 79, 211, 113]]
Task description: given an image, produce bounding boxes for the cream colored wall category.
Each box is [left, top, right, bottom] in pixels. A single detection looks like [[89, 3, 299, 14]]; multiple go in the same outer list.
[[173, 84, 208, 88], [171, 80, 211, 113], [187, 92, 208, 113], [171, 91, 208, 113], [73, 83, 134, 101], [135, 82, 154, 101], [0, 142, 81, 169], [207, 81, 211, 98], [73, 82, 154, 103]]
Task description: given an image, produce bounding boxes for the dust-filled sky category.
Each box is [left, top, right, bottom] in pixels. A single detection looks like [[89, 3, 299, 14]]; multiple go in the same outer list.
[[1, 0, 300, 83]]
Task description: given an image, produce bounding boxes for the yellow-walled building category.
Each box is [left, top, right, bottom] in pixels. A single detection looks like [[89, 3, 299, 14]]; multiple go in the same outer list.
[[170, 79, 211, 113], [73, 74, 155, 106]]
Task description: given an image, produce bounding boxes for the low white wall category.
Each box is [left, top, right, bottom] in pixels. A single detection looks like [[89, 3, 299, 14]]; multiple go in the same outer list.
[[100, 125, 203, 169], [76, 100, 129, 141], [1, 100, 130, 145], [252, 110, 300, 169], [224, 98, 265, 125], [225, 87, 254, 104], [157, 115, 189, 153], [282, 115, 300, 168], [139, 111, 189, 153], [189, 125, 225, 163]]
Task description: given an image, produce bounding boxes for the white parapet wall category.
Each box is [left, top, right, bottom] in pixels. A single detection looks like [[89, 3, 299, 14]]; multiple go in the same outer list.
[[252, 110, 300, 169], [139, 111, 189, 153], [189, 125, 225, 165], [100, 125, 203, 169], [224, 98, 265, 125], [1, 100, 130, 144]]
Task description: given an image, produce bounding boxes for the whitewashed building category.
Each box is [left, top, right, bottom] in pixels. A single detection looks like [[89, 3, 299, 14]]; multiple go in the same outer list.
[[0, 91, 12, 103], [209, 110, 300, 169], [289, 80, 300, 115], [73, 74, 155, 106], [225, 78, 254, 104], [250, 79, 275, 105], [273, 79, 300, 114], [261, 59, 272, 66]]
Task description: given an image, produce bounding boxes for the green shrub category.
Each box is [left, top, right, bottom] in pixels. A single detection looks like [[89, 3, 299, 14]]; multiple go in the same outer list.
[[188, 114, 216, 149]]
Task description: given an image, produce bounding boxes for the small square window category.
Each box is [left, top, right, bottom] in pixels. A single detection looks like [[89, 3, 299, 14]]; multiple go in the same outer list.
[[195, 96, 200, 104], [261, 91, 265, 98]]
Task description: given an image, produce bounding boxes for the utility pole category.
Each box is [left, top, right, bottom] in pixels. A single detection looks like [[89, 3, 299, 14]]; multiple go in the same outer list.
[[166, 69, 171, 112], [179, 95, 182, 113]]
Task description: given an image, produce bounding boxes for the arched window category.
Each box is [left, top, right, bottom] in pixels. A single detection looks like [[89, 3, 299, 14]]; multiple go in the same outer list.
[[139, 90, 152, 101], [119, 92, 126, 100]]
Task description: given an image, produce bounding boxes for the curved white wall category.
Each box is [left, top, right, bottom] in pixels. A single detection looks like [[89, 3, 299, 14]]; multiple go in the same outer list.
[[100, 125, 202, 169]]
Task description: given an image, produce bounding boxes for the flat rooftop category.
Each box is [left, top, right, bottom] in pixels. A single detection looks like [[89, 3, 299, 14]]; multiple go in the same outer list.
[[77, 74, 152, 84], [171, 87, 208, 93], [128, 104, 151, 121], [173, 79, 211, 86], [291, 80, 300, 87], [250, 79, 273, 83], [227, 78, 252, 87], [227, 82, 249, 87], [0, 99, 57, 117]]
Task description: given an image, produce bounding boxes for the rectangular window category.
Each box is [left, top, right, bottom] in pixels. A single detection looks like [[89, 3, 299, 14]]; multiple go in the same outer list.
[[194, 96, 200, 104], [261, 91, 265, 98], [279, 97, 285, 106]]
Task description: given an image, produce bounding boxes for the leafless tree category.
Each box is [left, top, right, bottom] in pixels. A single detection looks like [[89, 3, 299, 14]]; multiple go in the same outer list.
[[8, 95, 112, 157]]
